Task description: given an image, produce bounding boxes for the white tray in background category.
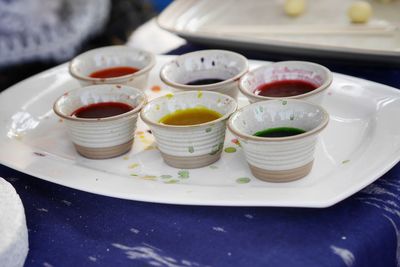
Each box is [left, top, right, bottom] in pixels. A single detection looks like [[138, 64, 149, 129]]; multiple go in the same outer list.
[[158, 0, 400, 63], [0, 55, 399, 207]]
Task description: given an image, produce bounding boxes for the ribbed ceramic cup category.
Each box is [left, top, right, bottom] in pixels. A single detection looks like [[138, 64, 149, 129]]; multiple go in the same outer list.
[[160, 50, 248, 99], [228, 99, 329, 182], [141, 91, 237, 168], [53, 84, 146, 159], [239, 61, 332, 104], [69, 45, 155, 89]]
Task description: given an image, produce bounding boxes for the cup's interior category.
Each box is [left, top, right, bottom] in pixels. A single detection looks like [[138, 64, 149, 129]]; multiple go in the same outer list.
[[230, 100, 327, 137], [142, 92, 237, 123], [55, 85, 145, 118], [162, 51, 247, 85], [242, 62, 330, 95], [70, 47, 153, 79]]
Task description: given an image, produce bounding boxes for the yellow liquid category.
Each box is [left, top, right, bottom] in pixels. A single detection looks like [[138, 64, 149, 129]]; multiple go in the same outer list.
[[159, 107, 222, 126]]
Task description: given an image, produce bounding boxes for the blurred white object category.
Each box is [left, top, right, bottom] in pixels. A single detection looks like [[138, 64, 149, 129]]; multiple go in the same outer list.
[[0, 178, 28, 267], [284, 0, 306, 17], [127, 18, 186, 54], [348, 1, 373, 23], [0, 0, 110, 66]]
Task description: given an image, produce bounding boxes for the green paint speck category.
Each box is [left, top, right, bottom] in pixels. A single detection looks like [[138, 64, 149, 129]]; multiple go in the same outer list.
[[205, 128, 212, 133], [224, 147, 237, 153], [290, 114, 295, 120], [209, 165, 218, 169], [188, 146, 195, 153], [282, 100, 287, 105], [210, 142, 224, 155], [160, 175, 172, 179], [178, 170, 190, 179], [164, 179, 179, 184], [166, 93, 174, 99], [236, 177, 251, 184], [342, 160, 350, 164], [197, 91, 203, 98], [130, 174, 138, 176]]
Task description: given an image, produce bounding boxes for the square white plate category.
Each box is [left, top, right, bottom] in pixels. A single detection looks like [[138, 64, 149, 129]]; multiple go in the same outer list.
[[0, 55, 399, 207], [158, 0, 400, 63]]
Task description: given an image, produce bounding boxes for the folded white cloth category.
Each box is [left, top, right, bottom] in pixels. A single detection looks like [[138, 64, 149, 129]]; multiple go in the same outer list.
[[0, 0, 110, 66], [0, 177, 28, 267]]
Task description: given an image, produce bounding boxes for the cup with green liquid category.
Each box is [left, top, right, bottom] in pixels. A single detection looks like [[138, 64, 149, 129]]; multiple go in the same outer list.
[[228, 99, 329, 182]]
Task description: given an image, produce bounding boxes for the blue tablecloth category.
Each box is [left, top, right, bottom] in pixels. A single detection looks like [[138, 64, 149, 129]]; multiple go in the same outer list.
[[2, 44, 400, 267]]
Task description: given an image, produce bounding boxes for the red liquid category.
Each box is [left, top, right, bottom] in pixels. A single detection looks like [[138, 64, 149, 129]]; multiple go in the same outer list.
[[255, 80, 318, 97], [71, 102, 134, 119], [89, 66, 139, 78]]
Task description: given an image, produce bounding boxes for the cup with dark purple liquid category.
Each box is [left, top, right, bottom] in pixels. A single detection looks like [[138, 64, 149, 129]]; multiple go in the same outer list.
[[239, 61, 332, 105], [160, 50, 248, 99]]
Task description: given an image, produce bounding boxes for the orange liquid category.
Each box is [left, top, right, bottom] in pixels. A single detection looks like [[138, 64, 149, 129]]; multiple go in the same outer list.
[[89, 66, 139, 78]]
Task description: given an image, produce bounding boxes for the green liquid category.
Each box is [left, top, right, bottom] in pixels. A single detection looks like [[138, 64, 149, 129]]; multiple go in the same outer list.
[[254, 127, 306, 138]]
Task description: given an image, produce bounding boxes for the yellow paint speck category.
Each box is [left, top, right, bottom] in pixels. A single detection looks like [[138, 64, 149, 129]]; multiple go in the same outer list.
[[142, 175, 157, 180], [165, 93, 174, 100], [197, 91, 203, 98], [128, 163, 139, 169]]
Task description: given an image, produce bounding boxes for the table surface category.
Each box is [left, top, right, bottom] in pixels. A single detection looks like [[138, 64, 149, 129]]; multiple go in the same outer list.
[[2, 43, 400, 267]]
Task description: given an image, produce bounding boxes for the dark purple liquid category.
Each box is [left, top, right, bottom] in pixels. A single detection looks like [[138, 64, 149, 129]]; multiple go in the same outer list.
[[186, 78, 224, 85]]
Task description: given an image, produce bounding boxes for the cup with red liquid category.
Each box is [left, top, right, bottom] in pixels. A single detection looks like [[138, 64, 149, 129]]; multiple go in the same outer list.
[[53, 84, 146, 159], [69, 46, 155, 89], [239, 61, 332, 105]]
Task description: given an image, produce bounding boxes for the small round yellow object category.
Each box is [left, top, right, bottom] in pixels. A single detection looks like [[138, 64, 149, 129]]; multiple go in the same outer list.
[[284, 0, 306, 17], [348, 1, 372, 23]]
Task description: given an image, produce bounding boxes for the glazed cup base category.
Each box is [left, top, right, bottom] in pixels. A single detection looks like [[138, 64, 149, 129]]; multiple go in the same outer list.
[[249, 161, 314, 183], [161, 151, 222, 169], [74, 140, 133, 159]]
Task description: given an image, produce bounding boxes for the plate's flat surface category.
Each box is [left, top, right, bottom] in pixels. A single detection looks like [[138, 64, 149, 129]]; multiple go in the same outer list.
[[0, 55, 399, 207], [158, 0, 400, 62]]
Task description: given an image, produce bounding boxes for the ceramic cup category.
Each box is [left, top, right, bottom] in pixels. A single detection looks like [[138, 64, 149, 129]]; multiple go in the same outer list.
[[228, 99, 329, 182], [239, 61, 332, 104], [53, 84, 146, 159], [140, 91, 237, 168], [160, 50, 248, 99], [69, 45, 155, 89]]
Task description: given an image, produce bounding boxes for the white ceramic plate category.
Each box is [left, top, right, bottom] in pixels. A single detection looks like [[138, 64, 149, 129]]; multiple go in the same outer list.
[[158, 0, 400, 63], [1, 55, 399, 207]]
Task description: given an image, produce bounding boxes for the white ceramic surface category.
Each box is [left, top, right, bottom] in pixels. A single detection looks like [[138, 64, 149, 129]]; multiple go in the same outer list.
[[0, 178, 28, 267], [239, 61, 332, 104], [228, 99, 329, 181], [141, 91, 237, 168], [69, 45, 155, 89], [53, 84, 146, 159], [160, 50, 248, 99], [0, 55, 399, 207], [158, 0, 400, 63]]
